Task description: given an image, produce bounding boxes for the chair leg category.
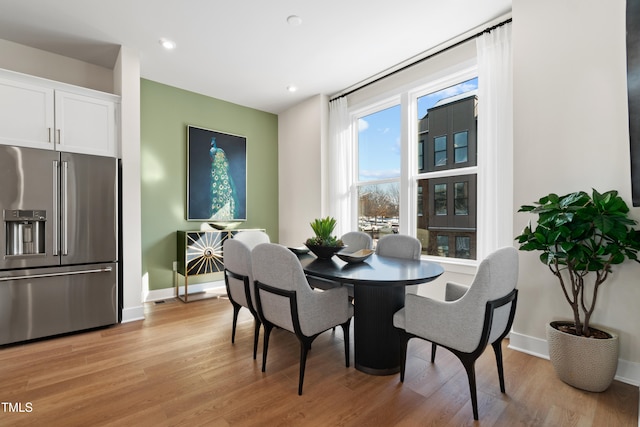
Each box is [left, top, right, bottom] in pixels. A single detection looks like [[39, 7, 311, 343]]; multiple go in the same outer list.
[[460, 357, 479, 421], [399, 333, 409, 382], [231, 303, 241, 344], [261, 324, 273, 372], [252, 318, 261, 360], [431, 342, 437, 363], [298, 342, 311, 395], [492, 340, 506, 393], [340, 319, 351, 368]]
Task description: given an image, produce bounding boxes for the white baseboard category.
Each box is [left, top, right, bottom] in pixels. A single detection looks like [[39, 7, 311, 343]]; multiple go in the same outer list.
[[509, 331, 640, 387], [120, 305, 145, 323], [144, 280, 227, 303]]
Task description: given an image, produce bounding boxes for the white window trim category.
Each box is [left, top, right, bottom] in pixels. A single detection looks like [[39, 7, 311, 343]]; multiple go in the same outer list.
[[348, 66, 481, 267]]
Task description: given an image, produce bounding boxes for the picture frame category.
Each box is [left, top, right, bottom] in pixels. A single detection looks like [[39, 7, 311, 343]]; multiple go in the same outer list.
[[187, 125, 247, 221]]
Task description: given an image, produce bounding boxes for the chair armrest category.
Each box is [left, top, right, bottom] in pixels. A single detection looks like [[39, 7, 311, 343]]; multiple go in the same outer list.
[[404, 293, 483, 353], [299, 286, 353, 336], [445, 281, 469, 302]]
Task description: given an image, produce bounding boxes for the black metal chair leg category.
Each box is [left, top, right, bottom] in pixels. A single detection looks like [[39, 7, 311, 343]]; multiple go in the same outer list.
[[252, 319, 261, 360], [492, 340, 506, 393], [261, 324, 272, 372], [431, 342, 437, 363], [298, 342, 311, 395]]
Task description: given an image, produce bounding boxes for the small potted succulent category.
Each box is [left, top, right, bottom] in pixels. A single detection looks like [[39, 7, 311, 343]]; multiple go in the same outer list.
[[305, 216, 344, 259], [515, 189, 640, 391]]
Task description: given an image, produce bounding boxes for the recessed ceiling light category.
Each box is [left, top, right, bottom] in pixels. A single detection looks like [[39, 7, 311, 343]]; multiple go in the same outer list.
[[286, 85, 298, 93], [159, 38, 176, 50], [287, 15, 302, 26]]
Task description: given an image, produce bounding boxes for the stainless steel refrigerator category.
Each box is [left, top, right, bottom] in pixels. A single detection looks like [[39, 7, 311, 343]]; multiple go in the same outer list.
[[0, 145, 118, 345]]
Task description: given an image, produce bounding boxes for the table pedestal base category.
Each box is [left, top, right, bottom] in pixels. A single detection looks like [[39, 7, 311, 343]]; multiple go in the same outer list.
[[353, 284, 405, 375]]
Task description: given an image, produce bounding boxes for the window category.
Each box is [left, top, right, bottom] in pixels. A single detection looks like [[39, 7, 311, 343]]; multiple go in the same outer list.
[[355, 103, 400, 244], [352, 75, 478, 260], [416, 78, 478, 259], [434, 136, 447, 167], [454, 131, 468, 163]]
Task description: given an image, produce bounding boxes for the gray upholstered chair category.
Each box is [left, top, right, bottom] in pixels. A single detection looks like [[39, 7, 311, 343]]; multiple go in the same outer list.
[[232, 230, 270, 249], [222, 231, 269, 359], [341, 231, 373, 252], [392, 246, 519, 420], [375, 234, 422, 293], [252, 243, 354, 395]]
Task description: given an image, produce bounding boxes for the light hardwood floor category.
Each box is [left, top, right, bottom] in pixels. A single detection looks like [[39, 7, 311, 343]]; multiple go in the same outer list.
[[0, 296, 637, 426]]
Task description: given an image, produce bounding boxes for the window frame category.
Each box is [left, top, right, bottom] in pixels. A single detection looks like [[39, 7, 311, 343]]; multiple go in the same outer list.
[[350, 96, 402, 232], [348, 66, 480, 268]]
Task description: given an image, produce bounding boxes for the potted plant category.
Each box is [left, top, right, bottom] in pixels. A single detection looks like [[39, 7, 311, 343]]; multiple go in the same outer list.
[[305, 216, 344, 259], [515, 189, 640, 391]]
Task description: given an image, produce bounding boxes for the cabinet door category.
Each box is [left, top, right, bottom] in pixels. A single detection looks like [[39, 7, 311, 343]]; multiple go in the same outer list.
[[0, 78, 54, 150], [55, 90, 117, 157]]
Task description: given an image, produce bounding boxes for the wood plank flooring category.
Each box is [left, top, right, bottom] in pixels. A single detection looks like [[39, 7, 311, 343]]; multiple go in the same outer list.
[[0, 296, 637, 426]]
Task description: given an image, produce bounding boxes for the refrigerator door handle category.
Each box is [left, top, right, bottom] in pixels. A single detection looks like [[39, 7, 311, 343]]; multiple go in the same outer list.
[[53, 160, 59, 256], [0, 266, 113, 282], [61, 160, 68, 256]]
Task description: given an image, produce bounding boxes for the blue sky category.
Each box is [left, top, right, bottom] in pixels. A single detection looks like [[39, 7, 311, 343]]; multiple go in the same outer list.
[[358, 77, 478, 182]]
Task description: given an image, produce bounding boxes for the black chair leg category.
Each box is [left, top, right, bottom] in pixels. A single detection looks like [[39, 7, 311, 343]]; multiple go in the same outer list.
[[231, 303, 241, 344], [492, 340, 506, 393], [252, 318, 261, 360], [460, 358, 479, 421], [261, 324, 273, 372], [340, 319, 351, 367], [399, 334, 409, 382], [431, 342, 437, 363], [298, 342, 311, 395]]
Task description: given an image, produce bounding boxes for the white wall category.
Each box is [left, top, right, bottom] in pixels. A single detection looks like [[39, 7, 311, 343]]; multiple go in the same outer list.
[[0, 39, 113, 93], [512, 0, 640, 377], [278, 94, 328, 246], [114, 47, 144, 322]]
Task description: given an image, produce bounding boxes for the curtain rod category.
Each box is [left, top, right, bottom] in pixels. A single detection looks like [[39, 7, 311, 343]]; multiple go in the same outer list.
[[330, 17, 512, 102]]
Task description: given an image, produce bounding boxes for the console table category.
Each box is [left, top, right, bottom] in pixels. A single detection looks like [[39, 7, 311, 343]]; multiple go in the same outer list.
[[175, 229, 263, 302]]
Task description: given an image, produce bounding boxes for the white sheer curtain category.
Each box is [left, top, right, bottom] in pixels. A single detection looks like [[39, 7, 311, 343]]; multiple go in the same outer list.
[[476, 22, 513, 259], [327, 97, 353, 237]]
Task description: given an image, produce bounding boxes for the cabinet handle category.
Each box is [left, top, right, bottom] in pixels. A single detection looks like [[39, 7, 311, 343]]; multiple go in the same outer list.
[[48, 127, 52, 143], [56, 129, 61, 144]]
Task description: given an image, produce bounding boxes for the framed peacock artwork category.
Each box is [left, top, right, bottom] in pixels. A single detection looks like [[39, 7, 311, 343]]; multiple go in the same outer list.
[[187, 125, 247, 221]]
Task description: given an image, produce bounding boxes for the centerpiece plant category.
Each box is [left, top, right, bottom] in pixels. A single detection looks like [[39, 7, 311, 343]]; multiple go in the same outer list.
[[515, 189, 640, 338], [305, 217, 344, 259], [305, 216, 344, 247]]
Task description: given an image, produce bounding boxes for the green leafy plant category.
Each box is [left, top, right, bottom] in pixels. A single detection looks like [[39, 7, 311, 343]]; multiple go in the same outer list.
[[515, 189, 640, 337], [305, 216, 343, 247]]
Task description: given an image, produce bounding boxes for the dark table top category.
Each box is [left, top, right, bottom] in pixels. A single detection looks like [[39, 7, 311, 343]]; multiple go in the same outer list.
[[299, 253, 444, 287]]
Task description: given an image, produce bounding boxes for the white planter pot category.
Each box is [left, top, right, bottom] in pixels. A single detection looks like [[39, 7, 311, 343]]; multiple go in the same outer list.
[[546, 321, 619, 392]]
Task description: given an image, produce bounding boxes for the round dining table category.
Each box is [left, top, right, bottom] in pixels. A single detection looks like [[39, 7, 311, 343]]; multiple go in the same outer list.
[[299, 253, 444, 375]]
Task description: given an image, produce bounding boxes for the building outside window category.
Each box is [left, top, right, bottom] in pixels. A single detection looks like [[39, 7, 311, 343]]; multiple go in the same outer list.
[[416, 79, 478, 259]]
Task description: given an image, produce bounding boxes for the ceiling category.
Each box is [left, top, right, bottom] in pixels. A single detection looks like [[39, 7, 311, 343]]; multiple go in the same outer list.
[[0, 1, 511, 114]]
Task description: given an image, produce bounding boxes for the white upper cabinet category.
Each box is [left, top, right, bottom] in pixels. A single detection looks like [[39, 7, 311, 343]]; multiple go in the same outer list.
[[0, 77, 55, 150], [54, 90, 116, 157], [0, 69, 119, 157]]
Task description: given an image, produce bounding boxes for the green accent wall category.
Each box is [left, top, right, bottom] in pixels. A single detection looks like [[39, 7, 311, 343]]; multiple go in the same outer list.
[[140, 79, 278, 291]]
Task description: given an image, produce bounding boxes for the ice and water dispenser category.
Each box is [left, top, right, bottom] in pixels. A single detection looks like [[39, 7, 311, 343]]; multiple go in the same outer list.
[[4, 209, 46, 256]]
